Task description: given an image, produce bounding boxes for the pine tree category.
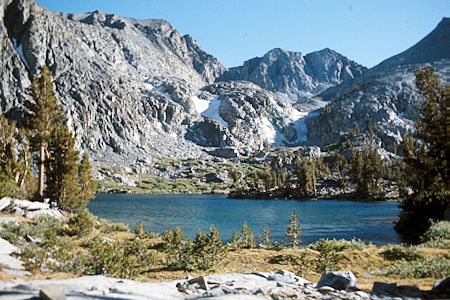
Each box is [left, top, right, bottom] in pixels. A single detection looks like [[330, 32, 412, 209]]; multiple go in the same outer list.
[[227, 230, 240, 250], [46, 124, 80, 211], [77, 152, 95, 207], [286, 209, 302, 248], [259, 224, 273, 248], [332, 153, 348, 193], [0, 115, 19, 197], [15, 127, 32, 191], [196, 224, 227, 270], [295, 158, 315, 196], [134, 220, 145, 238], [395, 66, 449, 243], [349, 145, 384, 199], [190, 228, 222, 270], [240, 221, 256, 248], [24, 66, 64, 198]]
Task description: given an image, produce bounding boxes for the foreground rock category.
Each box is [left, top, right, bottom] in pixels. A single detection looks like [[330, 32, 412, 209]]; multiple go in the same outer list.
[[1, 270, 446, 299], [316, 270, 357, 290], [0, 197, 63, 219], [0, 238, 30, 277]]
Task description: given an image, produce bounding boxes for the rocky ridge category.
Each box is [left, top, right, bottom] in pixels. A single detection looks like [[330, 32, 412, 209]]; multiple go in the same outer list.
[[305, 18, 450, 148], [218, 48, 367, 101]]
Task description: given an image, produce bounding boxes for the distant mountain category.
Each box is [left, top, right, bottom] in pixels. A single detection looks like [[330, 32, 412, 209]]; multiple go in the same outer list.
[[305, 17, 450, 149], [217, 48, 367, 101]]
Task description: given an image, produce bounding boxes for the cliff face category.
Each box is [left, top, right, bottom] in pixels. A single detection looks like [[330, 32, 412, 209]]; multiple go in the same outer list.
[[0, 0, 227, 165], [0, 0, 308, 165], [218, 48, 367, 101]]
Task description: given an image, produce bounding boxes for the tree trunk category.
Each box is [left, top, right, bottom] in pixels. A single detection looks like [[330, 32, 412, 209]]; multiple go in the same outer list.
[[38, 143, 45, 199]]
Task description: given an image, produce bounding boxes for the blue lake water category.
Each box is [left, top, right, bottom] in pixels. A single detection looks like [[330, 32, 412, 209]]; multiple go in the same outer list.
[[87, 194, 402, 244]]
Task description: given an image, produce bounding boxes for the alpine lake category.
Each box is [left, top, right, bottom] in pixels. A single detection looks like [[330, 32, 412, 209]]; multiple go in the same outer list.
[[88, 194, 402, 244]]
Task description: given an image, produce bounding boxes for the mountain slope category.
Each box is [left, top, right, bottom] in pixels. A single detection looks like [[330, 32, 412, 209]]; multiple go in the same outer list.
[[218, 48, 367, 101], [0, 0, 306, 165], [305, 17, 450, 148], [1, 0, 228, 165]]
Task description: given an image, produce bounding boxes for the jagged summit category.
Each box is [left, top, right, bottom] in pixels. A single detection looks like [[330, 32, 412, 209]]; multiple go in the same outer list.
[[217, 47, 367, 101]]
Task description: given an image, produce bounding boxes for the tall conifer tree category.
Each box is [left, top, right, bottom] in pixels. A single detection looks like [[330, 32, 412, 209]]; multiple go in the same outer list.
[[46, 124, 80, 211], [25, 67, 63, 198], [77, 152, 95, 207], [286, 209, 302, 248], [395, 66, 449, 243], [0, 116, 19, 196]]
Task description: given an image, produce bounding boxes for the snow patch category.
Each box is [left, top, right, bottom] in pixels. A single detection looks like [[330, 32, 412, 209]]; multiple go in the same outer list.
[[192, 96, 210, 115], [260, 117, 287, 145], [200, 97, 228, 128], [290, 109, 311, 143], [143, 82, 154, 90], [153, 86, 172, 100], [11, 38, 29, 68]]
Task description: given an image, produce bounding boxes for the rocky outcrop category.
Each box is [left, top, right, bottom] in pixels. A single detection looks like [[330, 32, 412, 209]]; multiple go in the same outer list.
[[305, 17, 450, 148], [316, 270, 357, 290], [0, 237, 30, 277], [0, 270, 446, 299], [218, 48, 367, 101], [202, 81, 303, 149], [185, 119, 234, 147], [0, 0, 448, 165], [0, 197, 63, 219]]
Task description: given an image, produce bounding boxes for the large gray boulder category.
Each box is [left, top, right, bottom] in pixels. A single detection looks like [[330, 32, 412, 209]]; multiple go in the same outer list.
[[316, 270, 357, 290], [39, 285, 67, 300]]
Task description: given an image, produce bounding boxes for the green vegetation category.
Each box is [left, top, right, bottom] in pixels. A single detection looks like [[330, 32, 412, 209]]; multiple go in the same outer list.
[[381, 245, 424, 261], [98, 219, 130, 234], [309, 238, 370, 252], [420, 220, 450, 248], [0, 116, 32, 198], [349, 144, 385, 198], [286, 209, 302, 248], [0, 66, 95, 212], [239, 221, 256, 248], [25, 66, 64, 198], [94, 158, 236, 194], [66, 210, 95, 236], [395, 66, 449, 244], [0, 210, 447, 288], [379, 256, 449, 279], [160, 225, 227, 271]]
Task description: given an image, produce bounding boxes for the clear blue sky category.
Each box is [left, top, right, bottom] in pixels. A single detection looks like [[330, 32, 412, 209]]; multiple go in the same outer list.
[[36, 0, 448, 68]]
